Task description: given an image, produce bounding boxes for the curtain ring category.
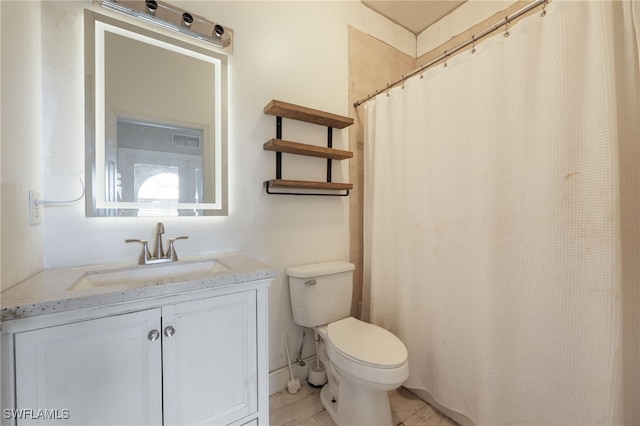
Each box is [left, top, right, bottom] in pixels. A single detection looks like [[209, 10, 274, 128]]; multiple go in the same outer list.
[[541, 0, 548, 17], [504, 18, 510, 38], [471, 35, 476, 54], [443, 50, 449, 68]]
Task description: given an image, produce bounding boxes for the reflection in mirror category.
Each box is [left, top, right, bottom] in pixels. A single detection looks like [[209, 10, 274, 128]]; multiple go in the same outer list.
[[85, 10, 228, 216], [116, 118, 204, 216]]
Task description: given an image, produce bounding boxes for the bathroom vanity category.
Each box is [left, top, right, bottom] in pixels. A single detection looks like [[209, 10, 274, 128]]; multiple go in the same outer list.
[[0, 253, 275, 426]]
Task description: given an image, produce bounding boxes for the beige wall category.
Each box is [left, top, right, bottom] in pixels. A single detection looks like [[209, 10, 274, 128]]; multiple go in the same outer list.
[[348, 27, 414, 318]]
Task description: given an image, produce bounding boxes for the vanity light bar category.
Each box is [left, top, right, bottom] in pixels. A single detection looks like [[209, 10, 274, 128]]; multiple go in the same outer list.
[[97, 0, 232, 48]]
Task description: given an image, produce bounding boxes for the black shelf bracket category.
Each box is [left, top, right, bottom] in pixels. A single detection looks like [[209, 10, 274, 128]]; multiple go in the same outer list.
[[327, 127, 333, 183], [266, 116, 348, 196], [276, 116, 283, 180]]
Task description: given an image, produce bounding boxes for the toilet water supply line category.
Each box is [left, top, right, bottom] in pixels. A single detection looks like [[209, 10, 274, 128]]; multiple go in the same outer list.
[[314, 332, 320, 371], [295, 329, 306, 366], [294, 330, 322, 370]]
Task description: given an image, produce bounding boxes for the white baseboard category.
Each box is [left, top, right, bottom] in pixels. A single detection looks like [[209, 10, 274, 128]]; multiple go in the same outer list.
[[269, 355, 316, 395]]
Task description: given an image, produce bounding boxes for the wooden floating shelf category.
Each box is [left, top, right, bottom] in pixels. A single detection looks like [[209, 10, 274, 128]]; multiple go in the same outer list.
[[263, 99, 353, 196], [266, 179, 353, 191], [264, 100, 354, 129], [263, 139, 353, 160]]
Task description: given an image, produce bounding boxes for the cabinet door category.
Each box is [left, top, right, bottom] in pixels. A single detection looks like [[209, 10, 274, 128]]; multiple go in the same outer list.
[[14, 309, 163, 426], [162, 291, 257, 426]]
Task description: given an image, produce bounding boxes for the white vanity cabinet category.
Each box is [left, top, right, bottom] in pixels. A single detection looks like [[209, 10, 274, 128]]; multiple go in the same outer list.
[[2, 278, 270, 426], [14, 308, 164, 425], [162, 291, 258, 425]]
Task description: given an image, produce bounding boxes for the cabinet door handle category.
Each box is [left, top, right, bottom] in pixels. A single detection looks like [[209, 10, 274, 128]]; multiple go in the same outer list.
[[148, 329, 160, 342], [163, 326, 176, 338]]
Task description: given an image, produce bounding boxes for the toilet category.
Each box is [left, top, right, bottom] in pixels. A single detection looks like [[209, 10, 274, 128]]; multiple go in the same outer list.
[[287, 261, 409, 426]]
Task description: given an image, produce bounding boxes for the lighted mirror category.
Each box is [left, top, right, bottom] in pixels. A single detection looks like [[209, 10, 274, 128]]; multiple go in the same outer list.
[[85, 10, 227, 216]]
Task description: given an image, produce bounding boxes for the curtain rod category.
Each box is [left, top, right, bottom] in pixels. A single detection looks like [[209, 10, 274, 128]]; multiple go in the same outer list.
[[353, 0, 548, 108]]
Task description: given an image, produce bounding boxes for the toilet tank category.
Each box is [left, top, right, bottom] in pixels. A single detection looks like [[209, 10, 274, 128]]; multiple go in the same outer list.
[[287, 261, 355, 328]]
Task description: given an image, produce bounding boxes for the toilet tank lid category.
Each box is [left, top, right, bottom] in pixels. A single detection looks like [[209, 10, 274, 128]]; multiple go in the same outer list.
[[287, 261, 355, 278]]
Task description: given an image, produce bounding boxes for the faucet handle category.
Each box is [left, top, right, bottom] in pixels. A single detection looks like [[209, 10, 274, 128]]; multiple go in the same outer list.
[[126, 239, 151, 265], [166, 236, 189, 261]]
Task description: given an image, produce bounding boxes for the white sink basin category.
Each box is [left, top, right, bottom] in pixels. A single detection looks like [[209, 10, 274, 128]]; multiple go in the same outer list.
[[68, 259, 229, 291]]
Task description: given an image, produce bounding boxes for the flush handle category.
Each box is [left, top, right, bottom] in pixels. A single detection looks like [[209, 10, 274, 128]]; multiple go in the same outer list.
[[164, 326, 176, 338], [305, 279, 316, 286], [148, 329, 160, 342]]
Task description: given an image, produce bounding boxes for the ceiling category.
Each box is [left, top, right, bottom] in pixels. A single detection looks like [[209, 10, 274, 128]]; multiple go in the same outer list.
[[361, 0, 467, 35]]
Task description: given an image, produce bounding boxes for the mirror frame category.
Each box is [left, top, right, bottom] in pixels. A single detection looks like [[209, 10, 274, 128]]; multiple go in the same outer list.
[[84, 10, 228, 217]]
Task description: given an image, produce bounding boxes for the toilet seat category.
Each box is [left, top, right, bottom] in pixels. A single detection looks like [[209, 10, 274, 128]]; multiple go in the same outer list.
[[325, 317, 408, 369]]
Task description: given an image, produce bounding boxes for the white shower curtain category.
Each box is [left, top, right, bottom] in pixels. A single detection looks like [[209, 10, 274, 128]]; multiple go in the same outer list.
[[364, 1, 640, 425]]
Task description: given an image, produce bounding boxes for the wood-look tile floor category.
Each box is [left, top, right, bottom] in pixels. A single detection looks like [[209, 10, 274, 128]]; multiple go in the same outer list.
[[270, 383, 458, 426]]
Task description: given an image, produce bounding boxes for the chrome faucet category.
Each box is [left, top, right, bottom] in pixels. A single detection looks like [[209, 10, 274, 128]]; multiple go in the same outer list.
[[126, 222, 189, 265]]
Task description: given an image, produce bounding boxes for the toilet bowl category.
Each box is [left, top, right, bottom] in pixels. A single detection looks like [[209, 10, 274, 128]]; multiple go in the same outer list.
[[287, 262, 409, 426], [316, 317, 409, 425]]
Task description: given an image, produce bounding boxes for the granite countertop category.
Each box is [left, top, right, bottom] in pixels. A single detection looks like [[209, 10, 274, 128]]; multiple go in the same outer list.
[[1, 253, 276, 321]]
